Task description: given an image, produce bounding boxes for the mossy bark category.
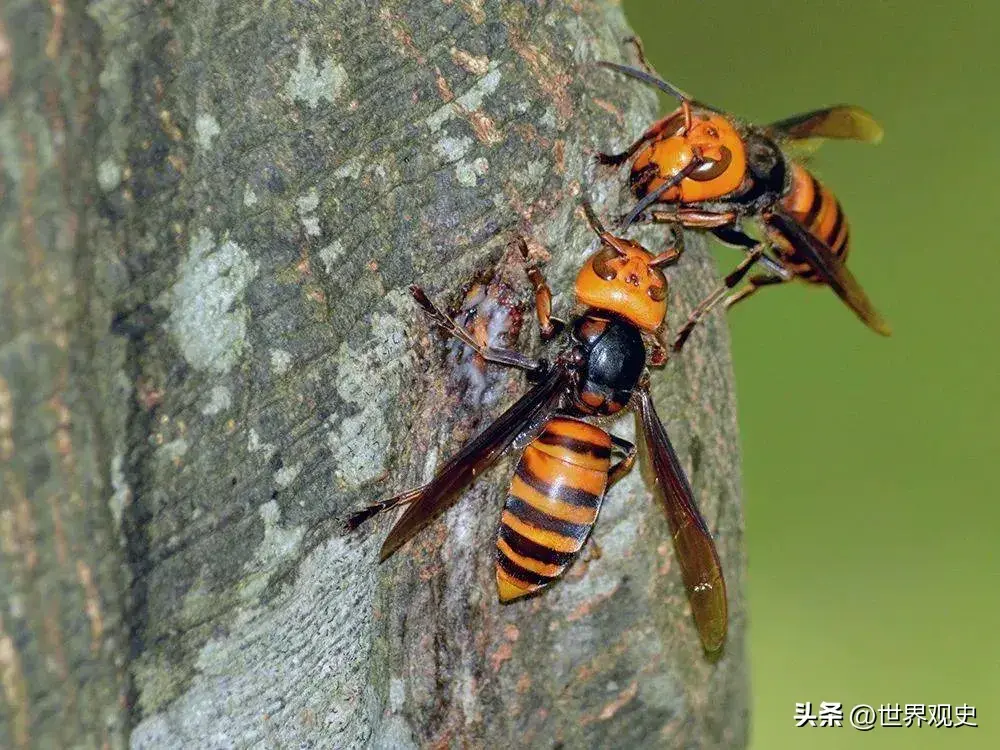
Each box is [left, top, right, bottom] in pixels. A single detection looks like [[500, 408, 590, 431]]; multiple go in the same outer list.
[[0, 1, 747, 747]]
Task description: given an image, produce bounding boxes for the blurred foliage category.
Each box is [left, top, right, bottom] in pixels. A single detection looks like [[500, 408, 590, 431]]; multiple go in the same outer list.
[[621, 1, 999, 747]]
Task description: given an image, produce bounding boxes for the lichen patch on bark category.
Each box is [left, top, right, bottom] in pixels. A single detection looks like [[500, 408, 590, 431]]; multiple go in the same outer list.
[[167, 228, 259, 374], [286, 43, 349, 109]]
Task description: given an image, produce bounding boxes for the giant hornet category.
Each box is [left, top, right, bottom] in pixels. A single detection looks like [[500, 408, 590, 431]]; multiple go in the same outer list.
[[597, 41, 890, 350], [347, 201, 728, 652]]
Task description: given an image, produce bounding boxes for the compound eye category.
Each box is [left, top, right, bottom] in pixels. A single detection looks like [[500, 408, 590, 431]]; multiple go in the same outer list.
[[689, 146, 733, 182], [591, 246, 620, 280]]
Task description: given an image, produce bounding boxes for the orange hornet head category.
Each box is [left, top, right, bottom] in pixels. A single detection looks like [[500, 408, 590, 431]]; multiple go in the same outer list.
[[574, 202, 670, 333], [631, 109, 748, 203]]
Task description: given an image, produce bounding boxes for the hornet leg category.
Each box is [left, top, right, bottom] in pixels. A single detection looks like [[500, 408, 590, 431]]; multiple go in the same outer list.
[[624, 35, 656, 77], [583, 435, 637, 562], [724, 273, 788, 311], [712, 226, 793, 279], [597, 111, 685, 167], [596, 36, 688, 167], [608, 435, 638, 487], [514, 237, 565, 341], [672, 245, 766, 352], [410, 286, 545, 374]]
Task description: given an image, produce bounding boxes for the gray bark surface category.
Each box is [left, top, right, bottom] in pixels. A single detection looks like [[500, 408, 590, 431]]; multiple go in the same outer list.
[[0, 1, 747, 748]]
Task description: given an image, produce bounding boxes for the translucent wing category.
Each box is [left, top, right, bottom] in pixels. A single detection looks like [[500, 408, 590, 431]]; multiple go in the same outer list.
[[636, 386, 727, 652], [765, 207, 891, 336], [767, 105, 883, 144], [377, 366, 569, 561]]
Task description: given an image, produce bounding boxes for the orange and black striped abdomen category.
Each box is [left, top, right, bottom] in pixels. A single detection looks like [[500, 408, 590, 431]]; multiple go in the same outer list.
[[776, 163, 851, 282], [496, 417, 612, 602]]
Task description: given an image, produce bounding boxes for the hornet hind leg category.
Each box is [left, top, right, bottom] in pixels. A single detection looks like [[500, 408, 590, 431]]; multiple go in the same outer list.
[[724, 273, 788, 310], [608, 434, 637, 487], [583, 435, 637, 562], [672, 245, 766, 352]]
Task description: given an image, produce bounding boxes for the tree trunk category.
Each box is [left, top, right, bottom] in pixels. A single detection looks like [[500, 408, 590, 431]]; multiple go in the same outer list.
[[0, 1, 747, 748]]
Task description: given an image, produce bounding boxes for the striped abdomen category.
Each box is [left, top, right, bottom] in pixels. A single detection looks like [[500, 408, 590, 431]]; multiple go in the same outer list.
[[496, 417, 612, 602], [775, 163, 851, 282]]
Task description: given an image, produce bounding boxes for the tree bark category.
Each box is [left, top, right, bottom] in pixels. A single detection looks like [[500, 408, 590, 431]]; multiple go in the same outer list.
[[0, 1, 747, 748]]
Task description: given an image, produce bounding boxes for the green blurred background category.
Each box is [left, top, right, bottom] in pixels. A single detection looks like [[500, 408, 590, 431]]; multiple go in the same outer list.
[[623, 1, 998, 747]]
